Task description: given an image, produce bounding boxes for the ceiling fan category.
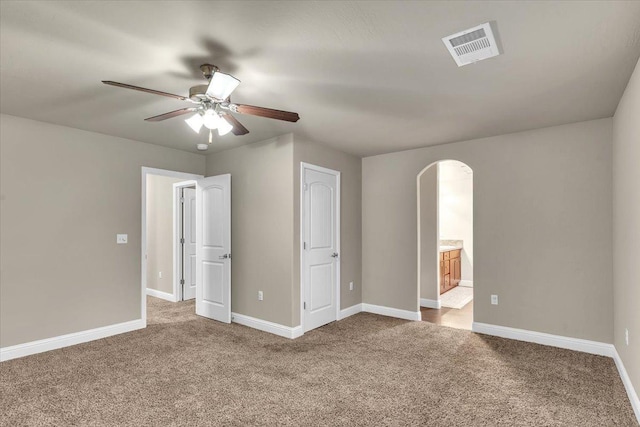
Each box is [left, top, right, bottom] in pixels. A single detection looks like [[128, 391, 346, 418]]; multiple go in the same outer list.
[[102, 64, 300, 143]]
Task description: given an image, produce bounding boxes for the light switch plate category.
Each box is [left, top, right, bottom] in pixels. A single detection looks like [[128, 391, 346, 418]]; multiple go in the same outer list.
[[117, 234, 128, 244], [491, 294, 498, 305]]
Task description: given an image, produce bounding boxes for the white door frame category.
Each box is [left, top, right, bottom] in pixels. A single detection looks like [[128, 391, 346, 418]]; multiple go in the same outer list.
[[173, 180, 198, 302], [299, 162, 341, 333], [416, 161, 440, 310], [141, 167, 203, 325]]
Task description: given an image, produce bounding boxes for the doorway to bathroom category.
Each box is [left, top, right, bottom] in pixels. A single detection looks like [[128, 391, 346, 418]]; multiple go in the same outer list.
[[417, 160, 473, 330]]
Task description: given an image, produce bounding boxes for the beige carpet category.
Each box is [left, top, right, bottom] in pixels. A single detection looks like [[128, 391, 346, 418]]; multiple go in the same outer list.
[[0, 297, 636, 426]]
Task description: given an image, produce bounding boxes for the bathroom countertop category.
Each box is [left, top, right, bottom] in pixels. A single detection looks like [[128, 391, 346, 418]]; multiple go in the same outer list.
[[439, 245, 462, 252]]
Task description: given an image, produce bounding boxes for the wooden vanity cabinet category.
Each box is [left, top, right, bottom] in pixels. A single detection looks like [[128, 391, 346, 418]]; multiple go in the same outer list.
[[439, 259, 446, 294], [439, 249, 461, 295]]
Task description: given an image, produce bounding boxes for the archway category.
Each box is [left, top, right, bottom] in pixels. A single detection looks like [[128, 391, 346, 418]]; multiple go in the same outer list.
[[417, 160, 473, 329]]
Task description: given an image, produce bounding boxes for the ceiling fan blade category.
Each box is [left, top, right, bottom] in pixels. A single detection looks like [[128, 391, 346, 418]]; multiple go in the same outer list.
[[221, 114, 249, 136], [102, 81, 189, 101], [145, 108, 197, 122], [230, 103, 300, 122]]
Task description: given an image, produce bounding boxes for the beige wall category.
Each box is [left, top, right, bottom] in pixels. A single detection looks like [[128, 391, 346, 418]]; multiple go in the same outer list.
[[205, 135, 361, 327], [363, 118, 613, 343], [293, 137, 362, 322], [146, 174, 188, 294], [419, 164, 438, 301], [0, 114, 205, 347], [613, 58, 640, 395], [206, 135, 295, 327]]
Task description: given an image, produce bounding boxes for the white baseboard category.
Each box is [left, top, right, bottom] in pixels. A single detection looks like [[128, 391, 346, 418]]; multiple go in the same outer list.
[[0, 319, 145, 362], [233, 304, 365, 339], [613, 348, 640, 423], [146, 288, 177, 302], [420, 298, 441, 309], [459, 280, 473, 288], [362, 303, 422, 321], [339, 304, 363, 320], [231, 313, 303, 339], [472, 322, 614, 357]]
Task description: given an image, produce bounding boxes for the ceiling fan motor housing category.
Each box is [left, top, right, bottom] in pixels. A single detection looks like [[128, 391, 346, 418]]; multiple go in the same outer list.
[[189, 64, 219, 100], [189, 84, 209, 101]]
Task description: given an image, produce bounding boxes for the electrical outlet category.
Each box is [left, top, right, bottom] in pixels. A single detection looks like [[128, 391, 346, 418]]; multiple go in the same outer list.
[[625, 328, 629, 346], [491, 294, 498, 305], [158, 271, 162, 279], [258, 291, 263, 301], [349, 281, 354, 291]]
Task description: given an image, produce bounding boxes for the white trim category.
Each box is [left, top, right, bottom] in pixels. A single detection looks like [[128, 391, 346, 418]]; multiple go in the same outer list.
[[173, 180, 198, 302], [299, 161, 304, 332], [362, 303, 422, 321], [416, 162, 443, 316], [141, 167, 203, 323], [0, 319, 144, 362], [613, 348, 640, 423], [472, 322, 614, 357], [300, 162, 341, 334], [420, 298, 441, 309], [459, 280, 473, 288], [299, 163, 305, 334], [146, 288, 177, 302], [231, 313, 303, 339], [338, 304, 363, 320]]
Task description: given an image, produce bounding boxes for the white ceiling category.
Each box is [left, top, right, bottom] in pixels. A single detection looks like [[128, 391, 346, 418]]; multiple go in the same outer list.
[[1, 1, 639, 157]]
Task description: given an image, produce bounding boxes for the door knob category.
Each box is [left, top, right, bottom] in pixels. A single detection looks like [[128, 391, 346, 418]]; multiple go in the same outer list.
[[219, 254, 230, 260], [331, 252, 339, 258]]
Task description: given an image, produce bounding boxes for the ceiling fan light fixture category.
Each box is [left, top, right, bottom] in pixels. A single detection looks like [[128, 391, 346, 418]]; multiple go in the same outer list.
[[206, 71, 240, 101], [202, 109, 220, 130], [217, 118, 233, 136], [185, 113, 204, 133]]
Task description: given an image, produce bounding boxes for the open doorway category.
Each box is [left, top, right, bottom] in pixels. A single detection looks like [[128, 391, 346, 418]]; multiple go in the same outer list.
[[141, 167, 233, 327], [143, 168, 202, 306], [417, 160, 473, 330]]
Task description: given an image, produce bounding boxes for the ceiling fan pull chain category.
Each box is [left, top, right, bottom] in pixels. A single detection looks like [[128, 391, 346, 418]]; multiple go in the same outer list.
[[209, 129, 212, 144]]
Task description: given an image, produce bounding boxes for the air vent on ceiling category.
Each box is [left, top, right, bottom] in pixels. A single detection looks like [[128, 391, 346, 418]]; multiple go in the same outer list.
[[442, 22, 500, 67]]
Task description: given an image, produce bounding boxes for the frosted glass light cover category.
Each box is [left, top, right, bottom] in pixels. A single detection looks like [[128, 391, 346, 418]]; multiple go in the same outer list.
[[206, 72, 240, 101], [217, 117, 233, 136], [185, 113, 203, 133], [202, 110, 219, 130]]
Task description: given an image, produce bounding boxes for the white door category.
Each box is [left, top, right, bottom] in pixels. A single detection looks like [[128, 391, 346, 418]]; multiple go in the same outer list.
[[196, 174, 231, 323], [182, 187, 197, 300], [302, 164, 340, 332]]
